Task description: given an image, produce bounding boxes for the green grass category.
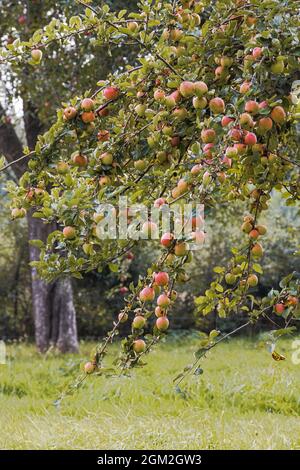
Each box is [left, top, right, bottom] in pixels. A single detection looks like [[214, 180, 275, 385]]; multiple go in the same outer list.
[[0, 337, 299, 450]]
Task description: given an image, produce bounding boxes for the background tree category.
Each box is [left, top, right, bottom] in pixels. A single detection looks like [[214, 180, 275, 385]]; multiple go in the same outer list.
[[0, 0, 137, 352]]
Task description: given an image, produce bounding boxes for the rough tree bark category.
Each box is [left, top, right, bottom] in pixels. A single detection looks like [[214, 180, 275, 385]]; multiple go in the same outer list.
[[0, 102, 78, 353]]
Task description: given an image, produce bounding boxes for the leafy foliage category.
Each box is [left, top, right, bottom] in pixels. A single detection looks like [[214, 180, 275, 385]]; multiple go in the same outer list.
[[1, 0, 299, 384]]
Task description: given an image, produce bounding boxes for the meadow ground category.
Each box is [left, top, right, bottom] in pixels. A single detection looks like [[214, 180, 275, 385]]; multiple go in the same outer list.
[[0, 336, 299, 450]]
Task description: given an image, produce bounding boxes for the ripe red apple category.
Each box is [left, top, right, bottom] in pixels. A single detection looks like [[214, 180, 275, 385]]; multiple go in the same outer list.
[[133, 339, 146, 353], [209, 97, 225, 114], [157, 293, 171, 308], [72, 154, 87, 167], [156, 316, 169, 331], [258, 117, 273, 132], [245, 100, 259, 114], [252, 47, 263, 59], [251, 243, 263, 257], [132, 315, 146, 329], [154, 271, 169, 286], [160, 232, 174, 248], [103, 86, 119, 100], [249, 229, 259, 240], [215, 66, 226, 79], [222, 116, 234, 127], [63, 226, 76, 239], [229, 128, 243, 142], [63, 106, 77, 120], [179, 81, 195, 98], [274, 303, 285, 315], [81, 98, 94, 111], [270, 106, 286, 124], [81, 111, 95, 123], [139, 286, 155, 302], [244, 132, 257, 146], [194, 81, 208, 96], [203, 143, 214, 158], [201, 128, 216, 143], [154, 89, 165, 102], [84, 362, 95, 374]]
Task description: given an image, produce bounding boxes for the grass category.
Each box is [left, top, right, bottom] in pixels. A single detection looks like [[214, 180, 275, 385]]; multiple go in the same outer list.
[[0, 336, 299, 450]]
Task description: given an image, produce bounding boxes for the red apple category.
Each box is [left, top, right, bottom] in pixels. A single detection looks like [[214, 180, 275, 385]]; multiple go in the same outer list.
[[63, 226, 76, 239], [133, 339, 146, 353], [154, 271, 169, 286], [139, 286, 155, 302], [209, 97, 225, 114], [156, 316, 169, 331], [81, 98, 94, 111], [160, 232, 174, 248], [103, 86, 119, 100]]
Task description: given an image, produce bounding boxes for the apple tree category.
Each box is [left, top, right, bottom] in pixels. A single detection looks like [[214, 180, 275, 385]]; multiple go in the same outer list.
[[1, 0, 299, 386]]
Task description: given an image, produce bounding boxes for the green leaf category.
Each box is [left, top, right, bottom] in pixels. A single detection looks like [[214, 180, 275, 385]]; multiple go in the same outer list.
[[253, 263, 263, 274], [108, 263, 119, 273]]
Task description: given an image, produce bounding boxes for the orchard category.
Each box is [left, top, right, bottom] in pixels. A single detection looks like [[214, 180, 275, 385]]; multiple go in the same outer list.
[[0, 0, 299, 395]]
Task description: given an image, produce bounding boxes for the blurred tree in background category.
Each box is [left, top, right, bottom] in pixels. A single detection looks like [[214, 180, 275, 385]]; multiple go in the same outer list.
[[0, 0, 138, 350]]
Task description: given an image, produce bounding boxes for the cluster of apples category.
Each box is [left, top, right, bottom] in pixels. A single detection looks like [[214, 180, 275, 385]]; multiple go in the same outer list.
[[63, 86, 119, 130], [223, 214, 267, 289], [241, 213, 266, 260], [117, 271, 174, 355], [60, 88, 120, 182]]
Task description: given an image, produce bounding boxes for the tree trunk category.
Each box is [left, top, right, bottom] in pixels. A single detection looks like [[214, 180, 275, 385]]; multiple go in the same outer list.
[[0, 102, 79, 353]]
